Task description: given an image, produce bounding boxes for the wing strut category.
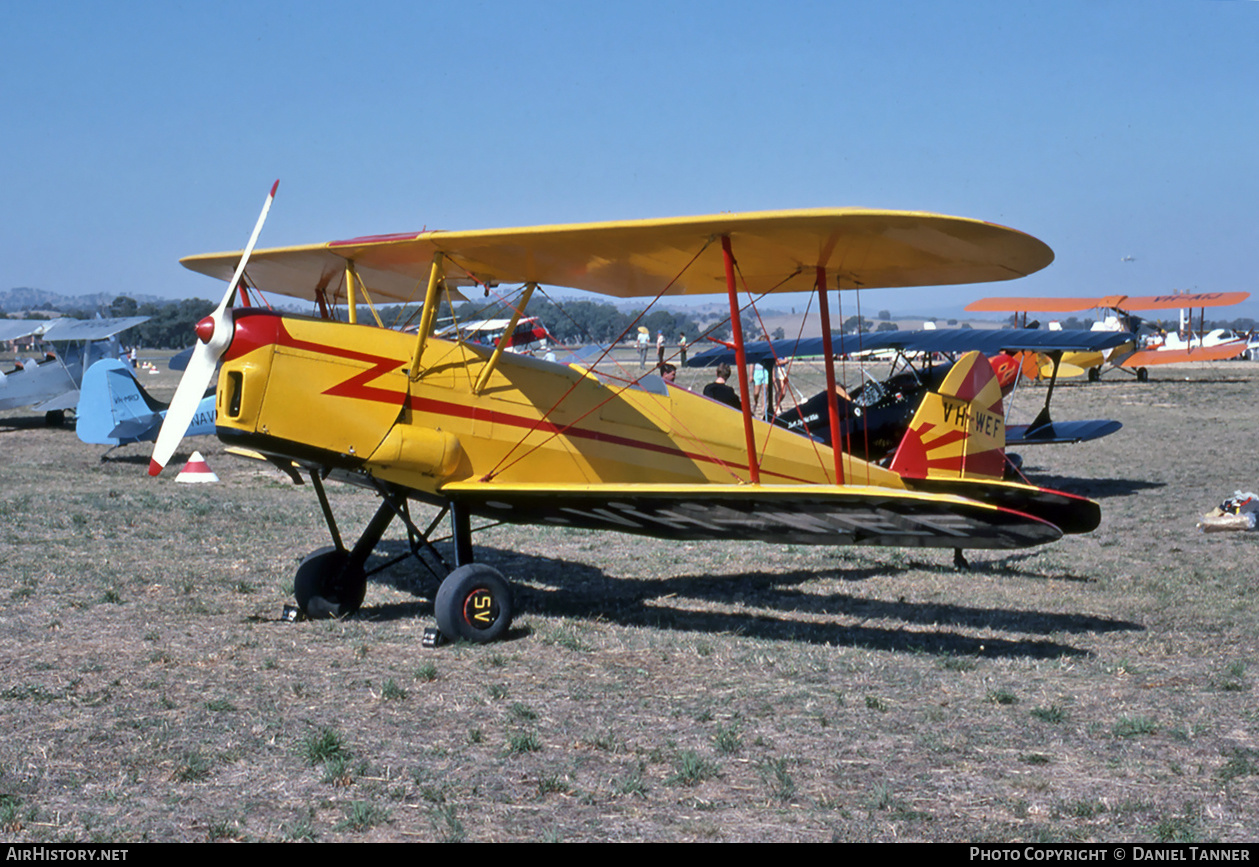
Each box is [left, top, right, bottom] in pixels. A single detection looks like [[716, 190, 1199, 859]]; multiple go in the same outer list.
[[1026, 350, 1063, 434], [473, 283, 536, 395], [408, 253, 445, 381], [815, 266, 845, 485], [345, 262, 358, 325], [721, 236, 759, 484]]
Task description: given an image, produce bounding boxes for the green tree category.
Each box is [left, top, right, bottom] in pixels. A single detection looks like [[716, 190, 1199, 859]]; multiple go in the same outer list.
[[110, 296, 139, 317]]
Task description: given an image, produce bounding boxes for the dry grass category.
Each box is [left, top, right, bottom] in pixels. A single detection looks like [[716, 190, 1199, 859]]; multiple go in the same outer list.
[[1, 354, 1257, 841]]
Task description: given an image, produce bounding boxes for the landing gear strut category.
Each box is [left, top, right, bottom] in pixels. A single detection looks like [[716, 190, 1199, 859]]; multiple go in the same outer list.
[[293, 474, 515, 642]]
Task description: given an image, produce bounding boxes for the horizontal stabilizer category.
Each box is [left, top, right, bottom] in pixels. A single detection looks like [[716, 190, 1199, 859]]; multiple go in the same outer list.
[[1008, 419, 1122, 446]]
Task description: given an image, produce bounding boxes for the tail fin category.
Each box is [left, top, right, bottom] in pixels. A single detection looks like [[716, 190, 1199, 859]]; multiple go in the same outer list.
[[889, 351, 1006, 481], [76, 359, 166, 445]]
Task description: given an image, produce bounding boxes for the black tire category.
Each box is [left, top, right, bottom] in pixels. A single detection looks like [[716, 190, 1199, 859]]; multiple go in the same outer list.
[[435, 564, 513, 643], [294, 546, 367, 619], [1087, 367, 1100, 383], [1136, 367, 1149, 382], [45, 410, 65, 426]]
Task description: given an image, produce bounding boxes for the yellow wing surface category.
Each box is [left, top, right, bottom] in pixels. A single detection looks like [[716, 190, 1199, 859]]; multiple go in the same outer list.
[[182, 209, 1054, 303], [438, 481, 1062, 549]]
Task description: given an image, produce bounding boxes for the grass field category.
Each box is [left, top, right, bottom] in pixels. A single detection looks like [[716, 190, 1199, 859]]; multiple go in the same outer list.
[[1, 356, 1257, 842]]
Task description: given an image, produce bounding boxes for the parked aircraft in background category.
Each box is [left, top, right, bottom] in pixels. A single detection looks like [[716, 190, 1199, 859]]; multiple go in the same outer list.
[[965, 293, 1250, 381], [436, 316, 556, 351], [75, 358, 215, 451], [0, 317, 149, 424], [688, 327, 1130, 464]]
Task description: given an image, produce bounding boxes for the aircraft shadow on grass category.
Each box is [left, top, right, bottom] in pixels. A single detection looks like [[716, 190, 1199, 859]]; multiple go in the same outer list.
[[356, 540, 1142, 660], [0, 413, 72, 432], [94, 451, 202, 468], [1015, 469, 1165, 500]]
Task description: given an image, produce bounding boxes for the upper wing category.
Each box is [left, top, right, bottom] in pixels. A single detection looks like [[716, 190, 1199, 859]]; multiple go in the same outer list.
[[966, 291, 1249, 313], [1120, 292, 1249, 310], [965, 296, 1128, 313], [0, 321, 50, 342], [687, 328, 1133, 367], [41, 317, 150, 341], [181, 209, 1053, 303]]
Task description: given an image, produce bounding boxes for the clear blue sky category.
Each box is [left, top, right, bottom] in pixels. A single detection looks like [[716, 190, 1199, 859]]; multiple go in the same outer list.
[[4, 0, 1257, 318]]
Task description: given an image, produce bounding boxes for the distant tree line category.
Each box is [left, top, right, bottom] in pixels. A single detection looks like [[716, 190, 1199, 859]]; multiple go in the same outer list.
[[11, 292, 1249, 352], [373, 296, 737, 346], [106, 296, 217, 348]]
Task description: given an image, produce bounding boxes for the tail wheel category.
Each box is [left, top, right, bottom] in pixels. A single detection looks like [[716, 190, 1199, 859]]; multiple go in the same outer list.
[[294, 546, 367, 619], [435, 564, 514, 643]]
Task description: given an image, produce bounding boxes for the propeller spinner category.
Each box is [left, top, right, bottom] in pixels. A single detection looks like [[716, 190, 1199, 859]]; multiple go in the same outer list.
[[149, 180, 278, 476]]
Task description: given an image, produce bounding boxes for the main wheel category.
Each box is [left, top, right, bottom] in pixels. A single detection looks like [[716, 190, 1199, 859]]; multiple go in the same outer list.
[[1136, 367, 1149, 382], [45, 409, 66, 426], [1087, 367, 1100, 382], [435, 564, 514, 643], [294, 546, 367, 619]]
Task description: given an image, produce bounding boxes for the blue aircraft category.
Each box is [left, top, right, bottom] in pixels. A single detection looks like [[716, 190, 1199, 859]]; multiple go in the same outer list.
[[75, 358, 215, 450]]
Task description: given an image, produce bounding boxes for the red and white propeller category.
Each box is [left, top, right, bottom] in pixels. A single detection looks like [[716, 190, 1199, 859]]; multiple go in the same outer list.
[[149, 180, 279, 476]]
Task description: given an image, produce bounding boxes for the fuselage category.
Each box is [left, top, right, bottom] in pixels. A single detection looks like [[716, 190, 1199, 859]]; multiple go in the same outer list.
[[215, 309, 906, 497]]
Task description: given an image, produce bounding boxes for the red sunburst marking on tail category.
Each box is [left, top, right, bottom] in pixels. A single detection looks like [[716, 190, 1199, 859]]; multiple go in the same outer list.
[[889, 351, 1006, 481]]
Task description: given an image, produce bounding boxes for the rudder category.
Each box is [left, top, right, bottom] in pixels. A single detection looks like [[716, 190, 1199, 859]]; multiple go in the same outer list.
[[889, 350, 1006, 481], [76, 359, 164, 445]]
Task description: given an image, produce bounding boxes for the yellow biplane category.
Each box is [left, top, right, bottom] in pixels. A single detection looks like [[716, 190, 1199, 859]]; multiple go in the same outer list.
[[152, 185, 1099, 642]]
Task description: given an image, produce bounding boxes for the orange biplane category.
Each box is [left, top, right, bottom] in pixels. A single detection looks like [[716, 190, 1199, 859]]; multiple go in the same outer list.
[[966, 293, 1251, 381], [151, 186, 1100, 642]]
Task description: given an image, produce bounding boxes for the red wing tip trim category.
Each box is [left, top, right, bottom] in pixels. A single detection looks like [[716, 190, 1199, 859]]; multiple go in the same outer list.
[[329, 232, 424, 247], [148, 459, 163, 477], [270, 179, 279, 196]]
